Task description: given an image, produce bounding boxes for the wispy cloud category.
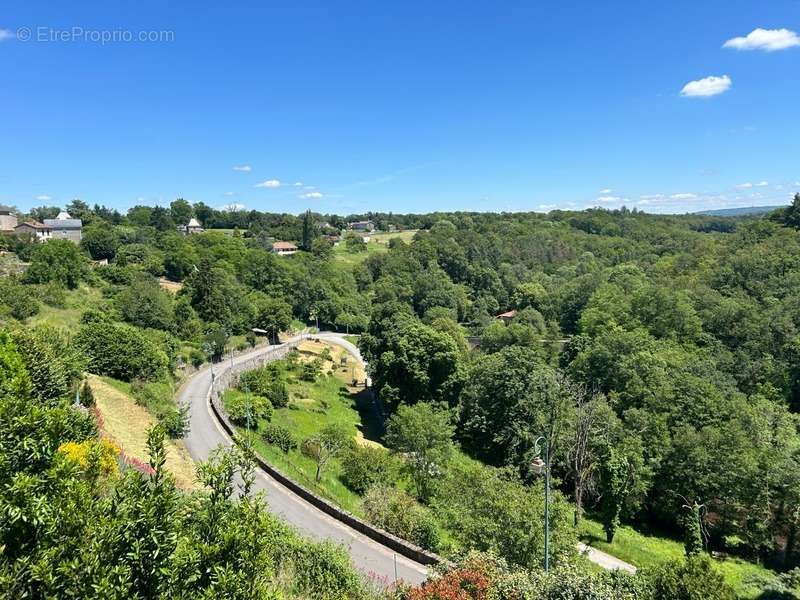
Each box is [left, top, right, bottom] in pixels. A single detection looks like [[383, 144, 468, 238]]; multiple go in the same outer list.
[[35, 194, 52, 201], [670, 193, 697, 200], [301, 191, 323, 199], [293, 181, 304, 187], [599, 188, 612, 194], [680, 75, 732, 98], [0, 29, 14, 42], [233, 165, 252, 172], [255, 179, 281, 188], [735, 182, 754, 189], [723, 28, 800, 51], [756, 181, 769, 187], [223, 191, 236, 196]]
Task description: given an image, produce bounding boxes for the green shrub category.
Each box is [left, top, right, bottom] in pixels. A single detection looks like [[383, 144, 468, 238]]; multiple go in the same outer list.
[[261, 423, 297, 453], [159, 405, 189, 439], [645, 555, 735, 600], [362, 484, 441, 551], [37, 282, 67, 308], [301, 358, 323, 382], [188, 348, 205, 368], [0, 278, 39, 320], [340, 445, 397, 494], [23, 239, 87, 289], [75, 322, 169, 381], [227, 393, 273, 428]]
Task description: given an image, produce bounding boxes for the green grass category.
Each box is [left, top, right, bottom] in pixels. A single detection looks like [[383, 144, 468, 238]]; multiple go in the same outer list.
[[99, 376, 176, 418], [225, 355, 383, 514], [369, 229, 418, 246], [28, 284, 106, 333], [577, 518, 782, 599], [332, 240, 386, 268], [343, 335, 359, 346]]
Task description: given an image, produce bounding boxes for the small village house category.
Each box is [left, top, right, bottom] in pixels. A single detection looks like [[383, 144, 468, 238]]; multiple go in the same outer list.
[[0, 205, 18, 233], [43, 211, 82, 242], [14, 220, 52, 241], [271, 241, 298, 256]]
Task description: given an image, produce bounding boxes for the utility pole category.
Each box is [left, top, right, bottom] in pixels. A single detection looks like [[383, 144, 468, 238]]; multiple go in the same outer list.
[[531, 435, 550, 571]]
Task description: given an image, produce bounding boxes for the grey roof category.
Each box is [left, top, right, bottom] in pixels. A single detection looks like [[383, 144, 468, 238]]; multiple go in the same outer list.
[[0, 205, 14, 214], [44, 218, 82, 229]]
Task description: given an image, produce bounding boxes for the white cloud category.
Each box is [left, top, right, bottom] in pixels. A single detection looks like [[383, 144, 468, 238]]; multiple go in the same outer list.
[[223, 191, 235, 196], [35, 194, 52, 201], [670, 193, 697, 200], [0, 29, 14, 41], [255, 179, 281, 188], [599, 188, 612, 194], [756, 181, 769, 187], [680, 75, 732, 98], [735, 182, 753, 189], [537, 204, 557, 211], [723, 28, 800, 51], [597, 195, 624, 203], [293, 181, 304, 187], [301, 191, 323, 199], [233, 165, 252, 172]]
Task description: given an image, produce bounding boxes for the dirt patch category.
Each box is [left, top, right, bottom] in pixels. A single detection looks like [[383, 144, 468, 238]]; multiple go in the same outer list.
[[296, 339, 366, 385], [158, 278, 183, 293], [88, 375, 197, 490], [354, 429, 384, 449]]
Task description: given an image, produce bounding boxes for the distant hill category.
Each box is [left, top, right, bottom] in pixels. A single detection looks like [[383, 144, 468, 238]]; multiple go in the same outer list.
[[695, 206, 781, 217]]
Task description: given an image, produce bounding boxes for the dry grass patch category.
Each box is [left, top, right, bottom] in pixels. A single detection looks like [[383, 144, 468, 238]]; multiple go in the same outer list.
[[88, 375, 197, 490], [158, 278, 183, 293]]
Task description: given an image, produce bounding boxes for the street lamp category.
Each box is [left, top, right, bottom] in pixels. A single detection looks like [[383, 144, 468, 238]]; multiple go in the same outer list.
[[531, 435, 550, 572]]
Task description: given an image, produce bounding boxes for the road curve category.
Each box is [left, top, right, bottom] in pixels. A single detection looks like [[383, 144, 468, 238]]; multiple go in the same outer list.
[[180, 333, 428, 586]]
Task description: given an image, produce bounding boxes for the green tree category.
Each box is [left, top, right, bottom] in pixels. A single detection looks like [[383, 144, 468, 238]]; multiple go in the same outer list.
[[75, 322, 169, 381], [647, 555, 735, 600], [24, 239, 87, 289], [300, 209, 317, 251], [169, 198, 193, 225], [301, 423, 352, 482], [116, 275, 175, 331], [385, 403, 454, 501], [80, 223, 120, 261], [598, 445, 630, 543], [254, 296, 292, 344]]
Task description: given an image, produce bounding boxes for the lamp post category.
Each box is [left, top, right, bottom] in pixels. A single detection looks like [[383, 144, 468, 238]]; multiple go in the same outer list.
[[531, 435, 550, 572]]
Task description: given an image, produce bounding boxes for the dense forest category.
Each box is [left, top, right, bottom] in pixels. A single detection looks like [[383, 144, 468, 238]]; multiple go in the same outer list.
[[2, 195, 800, 598]]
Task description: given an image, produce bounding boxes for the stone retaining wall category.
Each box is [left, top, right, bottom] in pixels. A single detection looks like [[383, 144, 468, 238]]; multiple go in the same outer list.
[[206, 341, 442, 567]]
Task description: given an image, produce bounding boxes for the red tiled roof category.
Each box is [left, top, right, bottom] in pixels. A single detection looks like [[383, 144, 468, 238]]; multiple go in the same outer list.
[[272, 241, 298, 250], [16, 220, 50, 230], [496, 310, 517, 319]]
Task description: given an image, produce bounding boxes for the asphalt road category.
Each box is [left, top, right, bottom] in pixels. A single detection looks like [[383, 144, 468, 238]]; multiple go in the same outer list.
[[180, 333, 429, 586]]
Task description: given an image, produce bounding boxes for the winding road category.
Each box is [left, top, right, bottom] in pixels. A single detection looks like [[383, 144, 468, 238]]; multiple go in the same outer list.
[[180, 332, 429, 585]]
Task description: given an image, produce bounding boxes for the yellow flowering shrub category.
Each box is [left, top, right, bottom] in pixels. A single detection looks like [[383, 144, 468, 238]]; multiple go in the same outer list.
[[57, 438, 120, 478]]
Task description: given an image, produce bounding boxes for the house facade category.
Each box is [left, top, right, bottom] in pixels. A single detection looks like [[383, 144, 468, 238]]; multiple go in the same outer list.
[[43, 211, 82, 242], [0, 206, 18, 233], [14, 220, 52, 241], [347, 220, 375, 232]]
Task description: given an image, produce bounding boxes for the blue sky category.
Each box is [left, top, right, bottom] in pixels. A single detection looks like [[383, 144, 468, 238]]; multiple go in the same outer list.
[[1, 1, 799, 215]]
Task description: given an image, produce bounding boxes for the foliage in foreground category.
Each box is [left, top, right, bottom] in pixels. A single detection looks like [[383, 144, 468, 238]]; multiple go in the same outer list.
[[392, 552, 739, 600], [0, 328, 372, 599]]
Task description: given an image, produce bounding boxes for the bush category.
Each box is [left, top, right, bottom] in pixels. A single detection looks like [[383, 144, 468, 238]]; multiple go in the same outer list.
[[301, 357, 323, 382], [188, 348, 205, 368], [227, 393, 273, 428], [24, 239, 87, 289], [238, 368, 272, 396], [159, 405, 189, 439], [645, 555, 735, 600], [75, 322, 169, 381], [261, 422, 297, 453], [362, 485, 441, 551], [37, 282, 67, 308], [340, 445, 397, 494], [269, 378, 289, 407], [79, 379, 95, 408], [0, 278, 39, 320]]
